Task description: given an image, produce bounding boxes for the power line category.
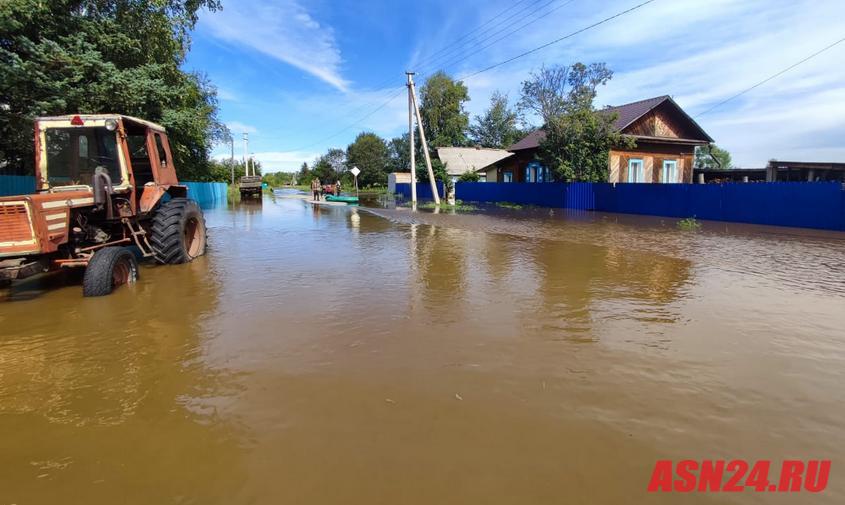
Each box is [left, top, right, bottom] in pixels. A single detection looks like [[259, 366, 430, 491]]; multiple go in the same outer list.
[[248, 0, 656, 153], [460, 0, 657, 80], [411, 0, 536, 71], [414, 0, 557, 74], [430, 0, 578, 78], [696, 36, 845, 117]]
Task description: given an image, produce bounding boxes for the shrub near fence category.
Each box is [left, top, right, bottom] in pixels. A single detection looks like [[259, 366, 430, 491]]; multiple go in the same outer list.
[[0, 175, 228, 208], [443, 181, 845, 232]]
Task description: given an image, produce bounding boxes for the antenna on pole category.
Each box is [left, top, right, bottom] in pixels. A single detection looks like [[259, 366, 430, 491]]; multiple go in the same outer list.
[[407, 72, 440, 205]]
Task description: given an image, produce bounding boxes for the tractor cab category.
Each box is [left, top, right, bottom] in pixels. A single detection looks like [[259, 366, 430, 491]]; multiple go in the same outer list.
[[36, 114, 183, 213]]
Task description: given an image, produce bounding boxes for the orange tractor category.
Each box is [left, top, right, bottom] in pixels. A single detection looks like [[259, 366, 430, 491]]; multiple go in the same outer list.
[[0, 114, 207, 296]]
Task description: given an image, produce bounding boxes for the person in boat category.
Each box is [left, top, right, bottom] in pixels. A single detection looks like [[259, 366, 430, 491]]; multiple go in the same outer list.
[[335, 179, 341, 196]]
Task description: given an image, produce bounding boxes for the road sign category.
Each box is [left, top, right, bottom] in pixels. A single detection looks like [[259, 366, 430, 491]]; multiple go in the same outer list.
[[350, 166, 361, 177]]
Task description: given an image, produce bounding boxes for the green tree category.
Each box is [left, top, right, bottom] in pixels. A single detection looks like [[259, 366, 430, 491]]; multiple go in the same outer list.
[[458, 171, 481, 182], [469, 91, 522, 148], [0, 0, 225, 179], [347, 132, 388, 187], [695, 145, 732, 170], [297, 162, 311, 184], [387, 134, 410, 173], [419, 71, 470, 148], [518, 63, 613, 126], [311, 148, 345, 184], [522, 62, 630, 182], [538, 109, 633, 182]]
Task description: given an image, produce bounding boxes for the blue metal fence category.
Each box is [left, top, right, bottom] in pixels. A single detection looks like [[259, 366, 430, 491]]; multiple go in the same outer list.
[[452, 181, 845, 232], [182, 181, 228, 208], [394, 182, 445, 201], [0, 175, 36, 197], [0, 175, 228, 207]]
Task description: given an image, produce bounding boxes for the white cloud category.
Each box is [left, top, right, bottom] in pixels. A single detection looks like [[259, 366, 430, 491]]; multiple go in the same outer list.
[[202, 0, 349, 92], [214, 150, 319, 173], [226, 121, 258, 134]]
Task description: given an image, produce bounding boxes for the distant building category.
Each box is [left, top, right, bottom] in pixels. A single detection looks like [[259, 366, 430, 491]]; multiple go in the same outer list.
[[765, 161, 845, 182], [491, 95, 713, 184], [387, 172, 412, 194], [436, 147, 513, 183], [693, 168, 767, 184]]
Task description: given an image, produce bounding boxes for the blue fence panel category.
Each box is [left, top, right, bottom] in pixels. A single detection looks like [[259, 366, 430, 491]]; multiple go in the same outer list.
[[183, 181, 228, 208], [456, 182, 566, 207], [0, 175, 37, 197], [445, 181, 845, 231], [394, 182, 445, 201]]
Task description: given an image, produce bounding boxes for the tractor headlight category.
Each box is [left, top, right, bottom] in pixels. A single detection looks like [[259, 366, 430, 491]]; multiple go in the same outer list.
[[105, 119, 118, 131]]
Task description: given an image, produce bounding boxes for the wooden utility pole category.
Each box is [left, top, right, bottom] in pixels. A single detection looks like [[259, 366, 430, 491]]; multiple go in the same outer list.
[[242, 132, 249, 176], [406, 72, 417, 205], [407, 73, 440, 205]]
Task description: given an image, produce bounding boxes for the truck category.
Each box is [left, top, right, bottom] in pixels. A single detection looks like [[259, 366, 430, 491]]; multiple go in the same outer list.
[[0, 114, 207, 296], [239, 158, 262, 199]]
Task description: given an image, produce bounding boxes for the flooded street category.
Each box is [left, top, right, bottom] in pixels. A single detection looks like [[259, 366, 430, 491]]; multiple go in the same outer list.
[[1, 193, 844, 504]]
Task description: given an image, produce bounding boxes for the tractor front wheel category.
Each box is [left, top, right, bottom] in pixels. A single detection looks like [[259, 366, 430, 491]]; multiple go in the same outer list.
[[150, 198, 207, 264], [82, 247, 139, 297]]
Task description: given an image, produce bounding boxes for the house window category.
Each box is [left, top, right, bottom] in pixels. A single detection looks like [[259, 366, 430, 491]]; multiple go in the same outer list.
[[526, 161, 548, 183], [627, 159, 645, 183], [662, 160, 678, 183], [503, 171, 513, 183]]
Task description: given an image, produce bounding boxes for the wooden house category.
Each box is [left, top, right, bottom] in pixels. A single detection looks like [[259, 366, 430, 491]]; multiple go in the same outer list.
[[492, 96, 713, 184]]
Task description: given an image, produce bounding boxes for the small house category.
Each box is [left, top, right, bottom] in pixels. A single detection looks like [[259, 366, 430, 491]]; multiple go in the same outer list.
[[436, 147, 513, 183]]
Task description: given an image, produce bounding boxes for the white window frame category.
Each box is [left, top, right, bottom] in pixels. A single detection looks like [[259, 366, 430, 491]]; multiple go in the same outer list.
[[627, 159, 645, 183], [662, 160, 678, 183]]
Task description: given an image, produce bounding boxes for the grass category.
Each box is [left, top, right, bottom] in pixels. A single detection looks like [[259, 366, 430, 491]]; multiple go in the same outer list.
[[417, 199, 479, 211], [677, 217, 702, 231], [496, 201, 524, 210]]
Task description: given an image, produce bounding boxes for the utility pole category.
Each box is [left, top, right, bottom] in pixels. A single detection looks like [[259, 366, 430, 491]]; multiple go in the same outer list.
[[242, 132, 249, 177], [229, 136, 235, 185], [407, 73, 440, 205], [406, 72, 417, 206]]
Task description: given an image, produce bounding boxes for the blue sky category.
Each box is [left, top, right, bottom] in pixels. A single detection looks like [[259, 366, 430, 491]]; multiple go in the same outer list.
[[184, 0, 845, 172]]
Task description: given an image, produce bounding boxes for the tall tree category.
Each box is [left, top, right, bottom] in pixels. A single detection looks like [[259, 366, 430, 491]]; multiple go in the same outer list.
[[538, 109, 633, 182], [311, 148, 346, 183], [346, 132, 388, 187], [0, 0, 225, 179], [694, 145, 732, 170], [387, 134, 411, 173], [419, 71, 470, 148], [469, 91, 522, 148], [518, 63, 613, 126], [523, 62, 631, 182]]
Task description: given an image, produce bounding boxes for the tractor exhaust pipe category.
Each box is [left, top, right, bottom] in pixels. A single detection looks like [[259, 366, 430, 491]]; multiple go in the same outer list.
[[93, 167, 114, 219]]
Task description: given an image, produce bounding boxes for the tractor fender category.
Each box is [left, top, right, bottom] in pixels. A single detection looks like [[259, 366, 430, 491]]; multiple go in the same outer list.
[[139, 184, 188, 213]]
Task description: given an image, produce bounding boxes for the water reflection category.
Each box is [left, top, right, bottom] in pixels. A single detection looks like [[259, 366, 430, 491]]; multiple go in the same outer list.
[[0, 239, 247, 502]]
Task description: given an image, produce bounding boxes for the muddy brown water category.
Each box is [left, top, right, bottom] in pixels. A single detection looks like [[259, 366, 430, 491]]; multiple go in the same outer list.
[[1, 192, 844, 504]]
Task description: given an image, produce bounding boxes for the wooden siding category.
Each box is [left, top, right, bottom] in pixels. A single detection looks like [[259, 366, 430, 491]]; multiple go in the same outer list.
[[623, 101, 702, 140], [610, 141, 695, 183]]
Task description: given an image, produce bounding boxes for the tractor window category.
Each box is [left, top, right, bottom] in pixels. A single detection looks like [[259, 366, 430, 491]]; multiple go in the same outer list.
[[126, 134, 154, 186], [153, 133, 170, 170], [45, 127, 121, 187]]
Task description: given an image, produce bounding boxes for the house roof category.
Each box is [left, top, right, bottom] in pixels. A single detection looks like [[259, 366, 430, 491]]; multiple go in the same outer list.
[[507, 95, 713, 151], [436, 147, 513, 176]]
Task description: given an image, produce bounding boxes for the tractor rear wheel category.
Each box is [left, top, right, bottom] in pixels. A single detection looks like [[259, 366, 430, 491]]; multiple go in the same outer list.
[[150, 198, 207, 265], [82, 246, 139, 297]]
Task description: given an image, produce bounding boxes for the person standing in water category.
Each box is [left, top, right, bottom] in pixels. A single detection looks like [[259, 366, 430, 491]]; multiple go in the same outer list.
[[311, 178, 321, 201]]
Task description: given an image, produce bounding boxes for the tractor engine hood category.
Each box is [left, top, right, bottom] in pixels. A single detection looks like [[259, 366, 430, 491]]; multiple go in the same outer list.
[[0, 190, 93, 258]]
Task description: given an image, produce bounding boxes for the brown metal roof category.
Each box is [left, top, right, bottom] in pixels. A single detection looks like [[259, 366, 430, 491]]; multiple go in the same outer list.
[[507, 95, 713, 151]]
